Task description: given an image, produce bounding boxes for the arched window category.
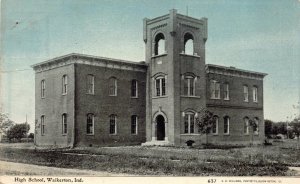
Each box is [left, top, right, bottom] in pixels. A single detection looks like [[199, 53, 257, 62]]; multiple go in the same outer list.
[[224, 116, 230, 134], [210, 80, 220, 99], [253, 117, 259, 135], [62, 75, 68, 95], [243, 85, 249, 102], [109, 77, 117, 96], [62, 113, 67, 135], [86, 113, 94, 135], [184, 33, 194, 55], [184, 112, 195, 134], [131, 79, 138, 98], [86, 74, 94, 94], [154, 33, 165, 55], [41, 115, 45, 135], [109, 114, 117, 134], [184, 76, 196, 96], [244, 117, 249, 135], [41, 80, 45, 98], [155, 76, 166, 97], [131, 115, 138, 134], [212, 116, 218, 134]]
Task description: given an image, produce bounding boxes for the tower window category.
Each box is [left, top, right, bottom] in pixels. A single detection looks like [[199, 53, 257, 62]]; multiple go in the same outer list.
[[62, 75, 68, 95], [41, 80, 45, 98], [184, 76, 196, 96], [184, 33, 194, 55], [109, 77, 117, 96], [210, 80, 220, 99], [184, 112, 195, 134], [131, 80, 138, 98], [154, 33, 165, 55], [86, 113, 94, 135], [87, 75, 94, 94], [155, 76, 166, 97], [109, 114, 117, 134]]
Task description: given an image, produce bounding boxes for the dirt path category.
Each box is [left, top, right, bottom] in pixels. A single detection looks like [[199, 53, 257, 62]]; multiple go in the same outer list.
[[0, 160, 134, 176]]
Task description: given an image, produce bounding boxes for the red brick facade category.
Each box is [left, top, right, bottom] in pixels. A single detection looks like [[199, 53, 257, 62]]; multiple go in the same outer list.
[[32, 10, 266, 147]]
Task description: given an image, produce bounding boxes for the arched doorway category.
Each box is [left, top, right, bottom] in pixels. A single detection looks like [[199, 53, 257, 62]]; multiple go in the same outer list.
[[156, 115, 165, 140]]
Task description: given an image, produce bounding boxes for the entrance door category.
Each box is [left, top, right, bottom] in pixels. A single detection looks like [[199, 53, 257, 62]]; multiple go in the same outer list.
[[156, 115, 165, 140]]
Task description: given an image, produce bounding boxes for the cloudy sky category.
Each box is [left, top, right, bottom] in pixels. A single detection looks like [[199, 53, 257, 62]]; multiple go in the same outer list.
[[1, 0, 300, 131]]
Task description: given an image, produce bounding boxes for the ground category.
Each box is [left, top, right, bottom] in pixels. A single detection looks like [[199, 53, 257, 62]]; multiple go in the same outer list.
[[0, 140, 299, 176]]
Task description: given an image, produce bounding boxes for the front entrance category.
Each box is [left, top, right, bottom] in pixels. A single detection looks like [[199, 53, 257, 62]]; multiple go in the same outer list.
[[156, 115, 165, 140]]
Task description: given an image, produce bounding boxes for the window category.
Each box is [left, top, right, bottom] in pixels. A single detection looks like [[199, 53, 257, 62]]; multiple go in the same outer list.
[[212, 116, 218, 134], [184, 33, 194, 55], [154, 33, 165, 55], [184, 76, 196, 96], [253, 118, 259, 135], [210, 80, 220, 99], [253, 86, 258, 102], [62, 113, 67, 134], [184, 113, 195, 134], [224, 83, 229, 100], [41, 80, 45, 98], [243, 85, 249, 102], [109, 77, 117, 96], [62, 75, 68, 94], [109, 114, 117, 134], [224, 116, 230, 134], [86, 114, 94, 135], [155, 76, 166, 97], [131, 115, 138, 134], [41, 115, 45, 135], [244, 117, 249, 135], [87, 75, 94, 94], [131, 80, 138, 97]]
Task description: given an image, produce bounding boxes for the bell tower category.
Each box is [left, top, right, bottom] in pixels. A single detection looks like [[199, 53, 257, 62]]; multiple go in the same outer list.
[[143, 9, 208, 145]]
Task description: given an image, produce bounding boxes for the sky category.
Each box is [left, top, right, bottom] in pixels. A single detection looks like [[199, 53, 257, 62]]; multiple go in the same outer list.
[[1, 0, 300, 132]]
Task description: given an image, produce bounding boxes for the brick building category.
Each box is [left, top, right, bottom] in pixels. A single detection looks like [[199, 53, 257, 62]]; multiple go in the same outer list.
[[32, 10, 267, 147]]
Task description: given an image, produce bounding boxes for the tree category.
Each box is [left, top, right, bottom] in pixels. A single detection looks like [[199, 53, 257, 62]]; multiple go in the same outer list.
[[264, 119, 273, 138], [7, 123, 30, 142], [0, 113, 14, 135], [196, 109, 216, 145], [290, 118, 300, 149]]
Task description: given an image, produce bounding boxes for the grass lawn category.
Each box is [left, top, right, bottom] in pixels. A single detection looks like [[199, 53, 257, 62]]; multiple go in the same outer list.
[[0, 140, 299, 176]]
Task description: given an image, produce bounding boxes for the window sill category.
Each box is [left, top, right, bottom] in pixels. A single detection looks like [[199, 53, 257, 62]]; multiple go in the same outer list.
[[131, 96, 138, 99], [62, 94, 67, 96], [86, 134, 94, 136], [253, 101, 258, 103], [109, 95, 117, 97], [244, 134, 249, 136], [210, 97, 221, 100], [224, 98, 230, 101], [181, 95, 200, 99], [180, 133, 200, 136], [223, 133, 230, 136], [212, 133, 218, 136], [152, 95, 168, 99], [244, 100, 249, 103], [41, 97, 45, 99], [109, 134, 118, 136], [131, 134, 138, 135], [152, 53, 167, 58], [179, 53, 201, 58], [62, 134, 67, 136], [86, 93, 95, 95]]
